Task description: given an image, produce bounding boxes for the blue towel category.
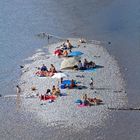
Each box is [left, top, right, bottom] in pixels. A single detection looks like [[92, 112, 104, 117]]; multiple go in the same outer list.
[[81, 68, 96, 72], [61, 80, 76, 85], [75, 99, 83, 104], [59, 93, 67, 96]]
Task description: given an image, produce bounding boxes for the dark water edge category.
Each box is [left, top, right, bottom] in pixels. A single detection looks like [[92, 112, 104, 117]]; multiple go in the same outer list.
[[0, 0, 140, 139]]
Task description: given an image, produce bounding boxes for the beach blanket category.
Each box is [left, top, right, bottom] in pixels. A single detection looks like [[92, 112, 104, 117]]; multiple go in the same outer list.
[[68, 51, 83, 57], [77, 104, 89, 108], [53, 49, 63, 56], [75, 99, 83, 104], [60, 80, 77, 89], [81, 68, 96, 72], [40, 95, 56, 101], [61, 80, 76, 85]]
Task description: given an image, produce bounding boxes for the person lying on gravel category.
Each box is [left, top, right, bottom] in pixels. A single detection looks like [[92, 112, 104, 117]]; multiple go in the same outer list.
[[83, 59, 96, 69], [54, 87, 61, 96], [36, 64, 56, 77], [36, 64, 54, 77], [36, 70, 54, 77], [82, 94, 103, 106], [54, 49, 63, 56]]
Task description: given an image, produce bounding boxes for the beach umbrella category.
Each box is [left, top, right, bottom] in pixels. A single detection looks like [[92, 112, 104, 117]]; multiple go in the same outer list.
[[51, 72, 68, 86], [68, 51, 83, 57], [51, 72, 68, 79], [61, 56, 81, 69]]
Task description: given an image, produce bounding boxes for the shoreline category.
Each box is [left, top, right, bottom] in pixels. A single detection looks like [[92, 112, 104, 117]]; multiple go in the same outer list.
[[20, 38, 127, 131]]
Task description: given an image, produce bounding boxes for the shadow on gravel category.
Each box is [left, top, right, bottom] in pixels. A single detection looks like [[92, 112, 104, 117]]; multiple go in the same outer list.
[[95, 87, 111, 90]]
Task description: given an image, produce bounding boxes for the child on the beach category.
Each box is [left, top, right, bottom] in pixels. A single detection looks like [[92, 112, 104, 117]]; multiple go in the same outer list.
[[89, 78, 94, 89]]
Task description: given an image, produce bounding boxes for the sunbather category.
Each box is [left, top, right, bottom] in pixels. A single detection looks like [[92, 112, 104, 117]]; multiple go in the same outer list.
[[88, 61, 96, 68], [49, 64, 57, 73], [41, 64, 48, 71], [82, 94, 92, 106], [51, 86, 60, 96], [69, 79, 77, 89], [65, 40, 73, 49], [46, 89, 51, 96], [83, 59, 89, 68], [63, 50, 68, 57], [83, 59, 96, 68], [54, 49, 63, 56], [52, 85, 56, 95], [55, 87, 61, 96]]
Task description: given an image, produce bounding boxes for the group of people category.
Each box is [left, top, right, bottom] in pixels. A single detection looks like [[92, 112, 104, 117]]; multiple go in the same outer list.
[[74, 59, 96, 70], [77, 94, 102, 106], [61, 79, 77, 89], [40, 85, 61, 100], [83, 94, 102, 106], [61, 39, 73, 50], [54, 40, 73, 57], [35, 39, 102, 105], [36, 64, 57, 77]]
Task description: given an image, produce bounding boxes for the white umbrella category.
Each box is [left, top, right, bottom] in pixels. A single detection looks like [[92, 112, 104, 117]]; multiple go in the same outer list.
[[51, 72, 68, 79], [51, 72, 68, 86]]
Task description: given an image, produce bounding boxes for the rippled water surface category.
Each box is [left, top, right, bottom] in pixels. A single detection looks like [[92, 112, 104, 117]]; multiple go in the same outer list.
[[0, 0, 140, 139]]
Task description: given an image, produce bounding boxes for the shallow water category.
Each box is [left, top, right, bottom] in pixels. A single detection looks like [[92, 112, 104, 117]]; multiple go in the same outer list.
[[0, 0, 140, 139]]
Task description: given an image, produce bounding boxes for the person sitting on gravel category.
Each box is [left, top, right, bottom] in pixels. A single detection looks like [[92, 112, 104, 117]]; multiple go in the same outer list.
[[49, 64, 57, 73], [52, 85, 56, 95], [40, 64, 56, 77], [78, 60, 83, 70], [69, 79, 77, 89], [82, 94, 92, 106], [63, 50, 68, 57], [55, 87, 61, 96], [83, 59, 89, 68], [77, 60, 86, 70], [41, 64, 48, 71], [46, 89, 51, 96], [51, 86, 60, 97], [74, 60, 84, 70], [65, 40, 73, 50]]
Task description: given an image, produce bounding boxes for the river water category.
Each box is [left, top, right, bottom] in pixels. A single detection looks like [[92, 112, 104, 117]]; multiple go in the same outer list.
[[0, 0, 140, 139]]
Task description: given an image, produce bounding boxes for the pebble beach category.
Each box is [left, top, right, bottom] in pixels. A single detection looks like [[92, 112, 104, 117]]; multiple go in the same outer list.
[[19, 38, 127, 132]]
